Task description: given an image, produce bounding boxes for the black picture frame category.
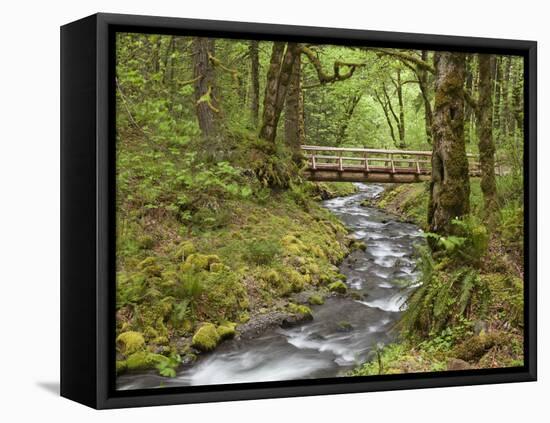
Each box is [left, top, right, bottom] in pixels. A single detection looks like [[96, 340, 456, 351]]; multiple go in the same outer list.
[[60, 12, 537, 409]]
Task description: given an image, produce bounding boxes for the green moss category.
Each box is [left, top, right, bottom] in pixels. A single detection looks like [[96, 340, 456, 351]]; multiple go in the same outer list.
[[116, 360, 127, 375], [209, 262, 228, 272], [138, 235, 155, 250], [175, 241, 196, 261], [288, 303, 313, 318], [453, 332, 508, 362], [349, 240, 367, 251], [137, 257, 163, 277], [191, 323, 221, 351], [337, 320, 353, 331], [328, 281, 347, 294], [126, 351, 166, 371], [308, 294, 325, 305], [216, 322, 237, 340], [116, 331, 145, 355], [181, 254, 221, 272]]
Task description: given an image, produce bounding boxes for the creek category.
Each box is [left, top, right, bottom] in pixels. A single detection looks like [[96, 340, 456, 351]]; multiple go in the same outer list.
[[117, 183, 424, 389]]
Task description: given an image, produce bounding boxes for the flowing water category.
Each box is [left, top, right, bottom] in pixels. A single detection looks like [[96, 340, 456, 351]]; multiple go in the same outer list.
[[117, 183, 424, 390]]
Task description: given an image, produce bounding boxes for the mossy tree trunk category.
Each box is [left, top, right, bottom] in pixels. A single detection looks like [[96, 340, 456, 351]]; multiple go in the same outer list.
[[428, 52, 470, 236], [418, 51, 433, 145], [285, 52, 305, 160], [193, 37, 222, 139], [249, 40, 260, 127], [259, 42, 299, 143], [476, 54, 499, 225]]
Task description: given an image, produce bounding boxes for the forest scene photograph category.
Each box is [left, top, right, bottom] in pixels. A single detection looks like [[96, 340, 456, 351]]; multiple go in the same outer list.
[[114, 32, 525, 390]]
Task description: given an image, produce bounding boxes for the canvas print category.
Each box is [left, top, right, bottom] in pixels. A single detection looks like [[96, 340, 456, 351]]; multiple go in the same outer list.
[[114, 33, 525, 390]]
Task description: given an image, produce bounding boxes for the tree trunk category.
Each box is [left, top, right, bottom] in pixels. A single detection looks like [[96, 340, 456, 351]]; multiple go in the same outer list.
[[249, 40, 260, 127], [193, 37, 221, 139], [418, 51, 433, 145], [499, 56, 512, 141], [335, 92, 362, 146], [395, 69, 406, 148], [428, 52, 470, 236], [476, 54, 498, 224], [259, 43, 299, 143], [285, 52, 305, 159]]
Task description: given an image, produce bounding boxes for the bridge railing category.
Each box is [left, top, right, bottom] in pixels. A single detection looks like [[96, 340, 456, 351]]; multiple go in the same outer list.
[[301, 145, 482, 176]]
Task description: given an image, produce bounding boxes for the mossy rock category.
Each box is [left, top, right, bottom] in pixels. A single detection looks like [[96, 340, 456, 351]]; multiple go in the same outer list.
[[308, 294, 325, 305], [137, 257, 163, 277], [182, 254, 221, 272], [336, 320, 353, 332], [209, 262, 229, 273], [288, 303, 313, 319], [126, 351, 166, 371], [328, 281, 347, 294], [216, 322, 237, 340], [453, 332, 508, 362], [350, 240, 367, 251], [116, 331, 145, 355], [175, 241, 196, 261], [191, 323, 221, 352], [116, 360, 128, 375]]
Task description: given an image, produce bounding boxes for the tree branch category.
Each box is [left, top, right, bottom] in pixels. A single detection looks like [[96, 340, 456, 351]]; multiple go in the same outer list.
[[300, 46, 366, 87], [364, 47, 435, 73]]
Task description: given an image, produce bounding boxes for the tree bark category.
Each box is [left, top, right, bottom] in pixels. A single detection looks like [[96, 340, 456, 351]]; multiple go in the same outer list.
[[285, 52, 305, 158], [428, 52, 470, 236], [476, 54, 498, 223], [394, 69, 406, 148], [249, 40, 260, 127], [192, 37, 221, 139], [335, 92, 362, 146], [418, 51, 433, 145], [499, 56, 512, 141], [259, 43, 299, 143]]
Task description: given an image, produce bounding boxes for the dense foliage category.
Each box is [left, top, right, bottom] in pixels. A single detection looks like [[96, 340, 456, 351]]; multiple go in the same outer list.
[[114, 33, 525, 378]]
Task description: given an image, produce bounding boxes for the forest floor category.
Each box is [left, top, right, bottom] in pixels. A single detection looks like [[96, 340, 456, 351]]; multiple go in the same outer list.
[[351, 181, 524, 375]]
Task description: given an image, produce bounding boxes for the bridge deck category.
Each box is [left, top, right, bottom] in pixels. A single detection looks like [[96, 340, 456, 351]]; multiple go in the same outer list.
[[301, 145, 484, 183]]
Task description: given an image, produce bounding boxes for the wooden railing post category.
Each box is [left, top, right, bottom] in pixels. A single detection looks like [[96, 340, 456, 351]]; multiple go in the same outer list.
[[364, 153, 369, 171], [338, 151, 343, 171], [311, 153, 316, 170], [390, 153, 395, 173]]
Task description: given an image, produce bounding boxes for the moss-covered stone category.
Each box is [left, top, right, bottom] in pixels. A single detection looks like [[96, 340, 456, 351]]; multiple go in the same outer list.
[[216, 322, 237, 340], [336, 320, 353, 332], [191, 323, 221, 351], [181, 254, 221, 272], [175, 241, 196, 261], [453, 332, 508, 362], [328, 281, 347, 294], [137, 257, 163, 277], [209, 262, 229, 273], [308, 294, 324, 305], [126, 351, 166, 371], [350, 240, 367, 251], [116, 360, 127, 375], [116, 331, 145, 355], [288, 303, 313, 319]]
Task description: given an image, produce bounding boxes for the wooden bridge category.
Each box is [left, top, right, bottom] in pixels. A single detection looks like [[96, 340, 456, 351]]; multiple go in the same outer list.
[[301, 145, 486, 183]]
